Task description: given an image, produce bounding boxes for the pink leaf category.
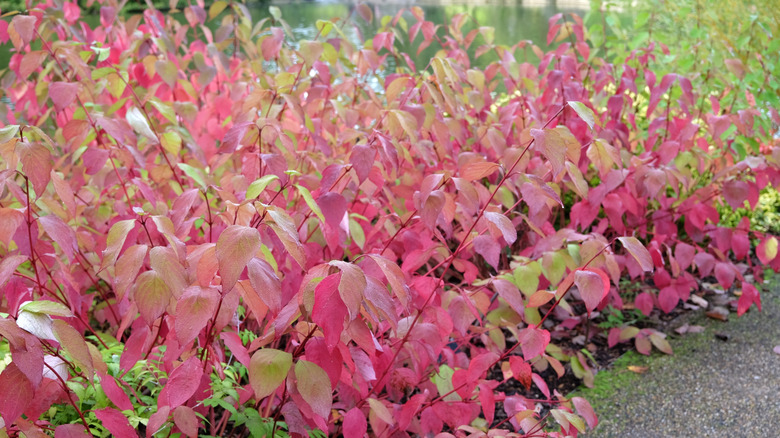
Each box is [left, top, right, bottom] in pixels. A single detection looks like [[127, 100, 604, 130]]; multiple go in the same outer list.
[[0, 255, 26, 289], [0, 363, 33, 426], [175, 286, 219, 346], [18, 142, 53, 196], [216, 225, 262, 292], [484, 211, 517, 244], [166, 357, 203, 409], [714, 262, 736, 290], [574, 268, 609, 312], [473, 235, 500, 269], [518, 326, 550, 361], [173, 406, 199, 437], [39, 215, 77, 262], [350, 144, 376, 183], [54, 424, 91, 438], [478, 384, 496, 425], [220, 332, 251, 369], [572, 396, 598, 429], [618, 236, 654, 272], [0, 208, 25, 246], [509, 356, 532, 389], [94, 408, 136, 437], [635, 292, 654, 316], [723, 179, 748, 210], [343, 408, 367, 438], [11, 15, 37, 47], [48, 82, 80, 112]]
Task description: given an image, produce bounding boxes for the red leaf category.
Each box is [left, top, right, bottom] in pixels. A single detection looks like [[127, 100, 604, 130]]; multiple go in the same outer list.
[[478, 383, 495, 424], [0, 362, 33, 425], [114, 244, 147, 301], [343, 408, 367, 438], [166, 356, 203, 409], [658, 286, 679, 314], [48, 82, 80, 112], [675, 242, 696, 271], [221, 121, 254, 152], [518, 326, 550, 361], [509, 356, 532, 390], [737, 283, 761, 316], [216, 225, 262, 292], [175, 286, 219, 346], [99, 372, 133, 411], [618, 236, 654, 272], [468, 352, 498, 382], [220, 332, 251, 369], [94, 408, 136, 437], [311, 273, 347, 351], [329, 261, 367, 320], [532, 373, 550, 398], [574, 268, 609, 312], [572, 396, 598, 429]]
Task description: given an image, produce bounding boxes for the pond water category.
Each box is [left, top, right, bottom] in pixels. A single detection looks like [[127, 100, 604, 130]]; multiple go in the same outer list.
[[0, 0, 589, 68]]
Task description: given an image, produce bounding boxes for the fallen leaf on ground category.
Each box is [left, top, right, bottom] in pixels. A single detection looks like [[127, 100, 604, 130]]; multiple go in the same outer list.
[[689, 295, 708, 308], [706, 306, 729, 321], [773, 346, 780, 355], [627, 365, 648, 374], [675, 324, 705, 335]]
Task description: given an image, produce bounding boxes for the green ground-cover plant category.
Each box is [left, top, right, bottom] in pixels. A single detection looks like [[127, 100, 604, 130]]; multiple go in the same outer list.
[[0, 0, 778, 436]]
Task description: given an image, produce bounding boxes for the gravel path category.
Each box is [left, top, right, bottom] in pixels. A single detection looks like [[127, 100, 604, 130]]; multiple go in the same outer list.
[[575, 282, 780, 438]]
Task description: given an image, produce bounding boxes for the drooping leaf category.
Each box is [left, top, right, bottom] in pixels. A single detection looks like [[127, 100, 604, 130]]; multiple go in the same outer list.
[[94, 408, 137, 437], [328, 261, 367, 320], [99, 372, 133, 411], [166, 356, 203, 409], [132, 270, 172, 324], [0, 363, 33, 426], [126, 107, 156, 140], [246, 174, 279, 199], [52, 319, 93, 378], [618, 237, 653, 272], [737, 283, 761, 316], [216, 225, 262, 292], [17, 142, 53, 196], [39, 215, 77, 262], [574, 268, 609, 312], [100, 219, 136, 271], [48, 82, 80, 112], [294, 360, 332, 420], [343, 408, 367, 438], [484, 211, 517, 244], [249, 349, 292, 399], [311, 273, 347, 351], [518, 326, 550, 361], [0, 255, 27, 288], [568, 101, 596, 130], [175, 286, 219, 345]]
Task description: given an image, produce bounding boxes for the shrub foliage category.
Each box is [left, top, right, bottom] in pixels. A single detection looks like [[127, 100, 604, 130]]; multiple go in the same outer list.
[[0, 0, 778, 436]]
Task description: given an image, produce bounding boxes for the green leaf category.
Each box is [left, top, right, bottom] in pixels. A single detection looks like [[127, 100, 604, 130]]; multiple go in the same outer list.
[[268, 6, 281, 21], [126, 107, 156, 140], [294, 360, 332, 419], [294, 184, 325, 223], [148, 98, 177, 125], [132, 271, 172, 324], [100, 219, 136, 271], [249, 349, 292, 399], [0, 125, 20, 143], [19, 300, 73, 317], [568, 101, 596, 130], [208, 0, 228, 20], [315, 20, 334, 37], [246, 175, 279, 199], [161, 131, 182, 156], [177, 163, 207, 188]]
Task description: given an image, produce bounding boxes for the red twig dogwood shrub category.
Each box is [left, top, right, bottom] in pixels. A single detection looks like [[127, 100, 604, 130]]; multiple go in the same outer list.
[[0, 1, 778, 436]]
